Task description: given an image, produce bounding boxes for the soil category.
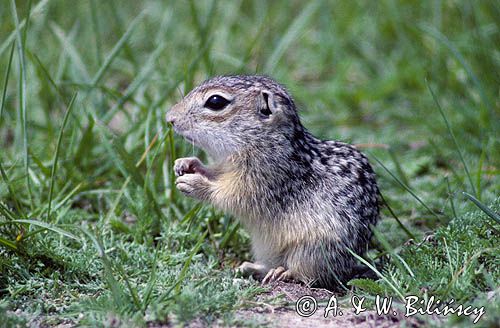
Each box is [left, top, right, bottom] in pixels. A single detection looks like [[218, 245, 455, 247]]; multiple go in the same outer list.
[[158, 281, 424, 327], [230, 281, 422, 328]]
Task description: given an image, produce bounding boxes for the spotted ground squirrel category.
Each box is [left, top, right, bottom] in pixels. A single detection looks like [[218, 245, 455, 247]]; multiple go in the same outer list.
[[166, 75, 379, 288]]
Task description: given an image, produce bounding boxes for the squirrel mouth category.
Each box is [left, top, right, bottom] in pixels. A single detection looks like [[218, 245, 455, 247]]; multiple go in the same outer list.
[[184, 135, 195, 143], [171, 127, 204, 149], [174, 128, 196, 144]]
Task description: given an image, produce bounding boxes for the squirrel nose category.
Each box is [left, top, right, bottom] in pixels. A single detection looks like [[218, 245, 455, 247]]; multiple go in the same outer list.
[[166, 103, 182, 125]]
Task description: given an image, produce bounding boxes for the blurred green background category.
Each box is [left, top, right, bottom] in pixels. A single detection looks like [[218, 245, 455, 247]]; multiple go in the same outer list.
[[0, 1, 498, 327]]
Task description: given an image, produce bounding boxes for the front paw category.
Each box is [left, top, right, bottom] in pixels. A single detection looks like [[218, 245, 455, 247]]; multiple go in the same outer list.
[[175, 173, 210, 201], [174, 157, 203, 177]]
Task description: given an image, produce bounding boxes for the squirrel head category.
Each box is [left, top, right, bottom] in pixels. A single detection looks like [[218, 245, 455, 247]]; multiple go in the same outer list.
[[166, 75, 303, 161]]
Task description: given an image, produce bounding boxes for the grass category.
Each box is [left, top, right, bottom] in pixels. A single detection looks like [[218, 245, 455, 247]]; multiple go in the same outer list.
[[0, 0, 499, 327]]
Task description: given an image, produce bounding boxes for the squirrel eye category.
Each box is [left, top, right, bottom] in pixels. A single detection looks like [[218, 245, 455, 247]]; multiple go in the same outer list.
[[204, 95, 230, 111]]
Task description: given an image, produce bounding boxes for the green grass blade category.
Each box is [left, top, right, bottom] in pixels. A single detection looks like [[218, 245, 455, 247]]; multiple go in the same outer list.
[[74, 115, 95, 164], [347, 248, 405, 301], [174, 230, 208, 295], [112, 258, 141, 311], [0, 202, 17, 221], [50, 22, 90, 81], [98, 124, 165, 230], [104, 177, 130, 224], [372, 227, 415, 278], [476, 144, 486, 201], [379, 192, 415, 240], [106, 0, 139, 69], [264, 1, 320, 73], [442, 247, 497, 297], [181, 203, 202, 226], [47, 93, 78, 222], [0, 237, 18, 251], [372, 155, 441, 219], [21, 0, 33, 50], [0, 160, 24, 218], [0, 42, 15, 124], [54, 23, 80, 82], [463, 192, 500, 225], [238, 12, 269, 71], [388, 147, 410, 187], [151, 76, 184, 112], [28, 51, 64, 97], [10, 0, 34, 210], [99, 127, 144, 186], [53, 182, 84, 216], [445, 176, 457, 220], [79, 227, 127, 309], [90, 12, 144, 87], [12, 219, 79, 241], [420, 25, 494, 123], [0, 0, 49, 57], [219, 221, 240, 250], [166, 125, 177, 202], [89, 0, 103, 66], [188, 0, 217, 73], [143, 132, 168, 199], [30, 151, 52, 179], [426, 80, 477, 197], [141, 250, 158, 311], [103, 40, 167, 123]]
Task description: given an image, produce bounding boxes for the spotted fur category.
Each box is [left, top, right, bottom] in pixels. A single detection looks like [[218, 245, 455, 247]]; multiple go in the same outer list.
[[166, 75, 380, 288]]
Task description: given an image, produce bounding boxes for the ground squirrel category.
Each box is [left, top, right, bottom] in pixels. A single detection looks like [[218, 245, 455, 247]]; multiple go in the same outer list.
[[166, 75, 380, 288]]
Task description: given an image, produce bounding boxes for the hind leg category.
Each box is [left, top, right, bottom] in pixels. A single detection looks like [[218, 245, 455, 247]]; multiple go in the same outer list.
[[262, 266, 295, 284]]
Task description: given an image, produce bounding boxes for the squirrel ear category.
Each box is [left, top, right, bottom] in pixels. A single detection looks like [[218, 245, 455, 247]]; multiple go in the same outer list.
[[259, 91, 279, 117]]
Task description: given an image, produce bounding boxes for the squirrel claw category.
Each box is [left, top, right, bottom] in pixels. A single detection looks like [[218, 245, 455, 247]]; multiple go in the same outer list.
[[174, 157, 214, 179], [262, 266, 291, 284], [174, 157, 203, 177]]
